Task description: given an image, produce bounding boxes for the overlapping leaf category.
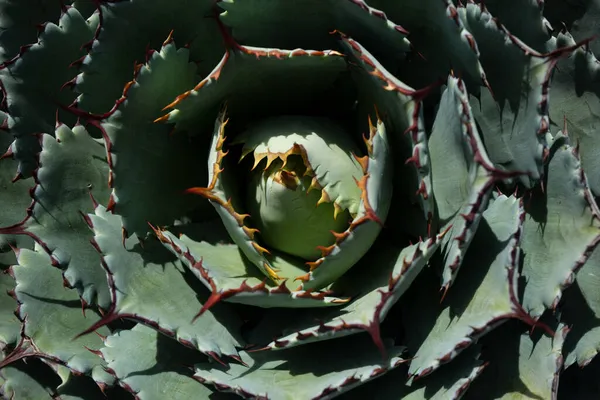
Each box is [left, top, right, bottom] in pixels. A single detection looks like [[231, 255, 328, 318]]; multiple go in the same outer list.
[[81, 205, 244, 362]]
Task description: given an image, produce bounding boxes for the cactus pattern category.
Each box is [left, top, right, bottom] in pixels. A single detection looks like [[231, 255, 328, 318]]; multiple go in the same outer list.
[[0, 0, 600, 399]]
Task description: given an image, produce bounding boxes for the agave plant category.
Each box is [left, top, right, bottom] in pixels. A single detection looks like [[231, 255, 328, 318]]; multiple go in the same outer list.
[[1, 0, 600, 398]]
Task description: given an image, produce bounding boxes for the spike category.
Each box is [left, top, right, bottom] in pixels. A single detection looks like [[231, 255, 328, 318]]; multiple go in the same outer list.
[[251, 154, 265, 171], [242, 226, 260, 239], [307, 175, 322, 193], [316, 244, 336, 257], [263, 262, 282, 281], [352, 152, 369, 172], [294, 273, 311, 282], [316, 189, 331, 207], [153, 113, 170, 124], [333, 202, 343, 220], [251, 241, 271, 256]]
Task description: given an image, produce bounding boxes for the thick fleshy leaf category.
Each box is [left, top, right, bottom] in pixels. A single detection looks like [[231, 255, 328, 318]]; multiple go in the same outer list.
[[219, 0, 410, 68], [0, 0, 65, 62], [549, 32, 600, 196], [0, 359, 59, 399], [459, 3, 580, 187], [465, 321, 567, 400], [343, 346, 486, 400], [74, 0, 222, 114], [366, 0, 487, 91], [429, 74, 507, 290], [193, 335, 406, 400], [261, 233, 444, 354], [99, 324, 214, 400], [158, 43, 347, 136], [0, 7, 97, 176], [155, 220, 349, 309], [559, 276, 600, 368], [0, 358, 109, 400], [0, 135, 31, 250], [0, 124, 111, 308], [403, 195, 534, 382], [80, 205, 243, 362], [191, 111, 392, 290], [82, 38, 207, 237], [0, 270, 19, 349], [471, 0, 553, 52], [339, 35, 433, 233], [1, 247, 108, 378], [521, 143, 600, 318]]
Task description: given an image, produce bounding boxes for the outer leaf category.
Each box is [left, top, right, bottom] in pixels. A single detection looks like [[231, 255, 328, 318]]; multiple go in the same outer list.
[[79, 38, 207, 237], [74, 0, 222, 114], [0, 7, 97, 175], [1, 248, 108, 379], [343, 346, 486, 400], [471, 0, 553, 52], [99, 325, 214, 400], [0, 269, 19, 350], [158, 43, 347, 136], [262, 233, 444, 355], [80, 205, 244, 362], [521, 143, 600, 318], [0, 359, 59, 399], [403, 195, 534, 382], [219, 0, 410, 67], [367, 0, 487, 91], [459, 3, 580, 186], [429, 74, 508, 290], [465, 321, 568, 400], [0, 135, 31, 251], [549, 32, 600, 196], [0, 124, 111, 308], [559, 274, 600, 367], [0, 0, 65, 62], [193, 335, 406, 400]]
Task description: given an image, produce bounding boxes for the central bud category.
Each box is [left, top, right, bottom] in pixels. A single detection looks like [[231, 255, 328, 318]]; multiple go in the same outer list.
[[238, 116, 365, 261]]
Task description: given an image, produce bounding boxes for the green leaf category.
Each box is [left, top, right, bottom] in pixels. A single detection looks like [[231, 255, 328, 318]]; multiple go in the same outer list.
[[91, 38, 207, 237], [344, 346, 486, 400], [465, 321, 567, 400], [0, 359, 59, 399], [0, 269, 19, 349], [82, 205, 244, 361], [3, 248, 108, 378], [429, 75, 502, 290], [74, 0, 222, 114], [521, 143, 600, 318], [339, 35, 433, 234], [367, 0, 487, 91], [100, 324, 214, 400], [156, 220, 350, 308], [468, 0, 553, 52], [259, 234, 443, 353], [402, 195, 532, 382], [194, 334, 406, 400], [0, 124, 111, 308], [159, 43, 347, 135], [460, 3, 578, 187], [219, 0, 410, 68], [548, 32, 600, 197], [0, 7, 97, 176], [0, 0, 66, 62]]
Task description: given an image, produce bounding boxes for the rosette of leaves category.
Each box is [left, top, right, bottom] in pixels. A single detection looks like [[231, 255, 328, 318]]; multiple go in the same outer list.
[[1, 0, 600, 399]]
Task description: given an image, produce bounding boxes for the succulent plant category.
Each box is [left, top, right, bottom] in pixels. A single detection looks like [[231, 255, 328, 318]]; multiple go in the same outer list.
[[1, 0, 600, 398]]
